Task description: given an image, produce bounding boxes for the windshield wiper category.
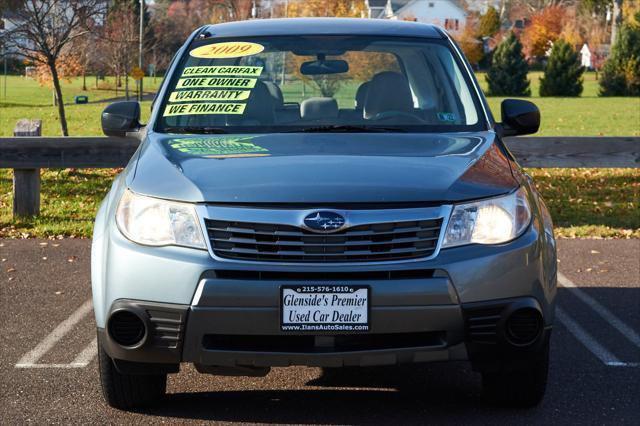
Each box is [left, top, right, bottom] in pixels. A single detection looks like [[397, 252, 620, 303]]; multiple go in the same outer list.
[[163, 126, 228, 134], [284, 125, 407, 133]]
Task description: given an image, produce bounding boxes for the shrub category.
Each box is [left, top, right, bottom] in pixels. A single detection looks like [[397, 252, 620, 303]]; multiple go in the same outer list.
[[539, 39, 584, 97], [479, 7, 500, 38], [486, 32, 531, 96], [599, 23, 640, 96]]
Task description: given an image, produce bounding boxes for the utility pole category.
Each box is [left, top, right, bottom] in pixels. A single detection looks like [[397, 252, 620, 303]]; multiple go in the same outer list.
[[138, 0, 144, 102], [280, 0, 288, 86], [3, 53, 7, 100], [610, 0, 623, 46]]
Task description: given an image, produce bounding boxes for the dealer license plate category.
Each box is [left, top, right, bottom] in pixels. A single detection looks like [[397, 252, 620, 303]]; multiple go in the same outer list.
[[280, 285, 369, 332]]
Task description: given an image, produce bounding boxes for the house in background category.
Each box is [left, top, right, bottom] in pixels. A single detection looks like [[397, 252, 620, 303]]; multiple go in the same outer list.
[[1, 11, 31, 58], [580, 44, 592, 69], [365, 0, 389, 18], [465, 0, 501, 15], [366, 0, 467, 34]]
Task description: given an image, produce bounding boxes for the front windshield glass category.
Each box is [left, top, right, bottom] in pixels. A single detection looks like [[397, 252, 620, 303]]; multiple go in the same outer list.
[[157, 35, 485, 134]]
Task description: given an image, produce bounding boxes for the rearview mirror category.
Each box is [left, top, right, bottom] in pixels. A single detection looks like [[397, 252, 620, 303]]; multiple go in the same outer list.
[[500, 99, 540, 137], [300, 59, 349, 76], [101, 101, 141, 137]]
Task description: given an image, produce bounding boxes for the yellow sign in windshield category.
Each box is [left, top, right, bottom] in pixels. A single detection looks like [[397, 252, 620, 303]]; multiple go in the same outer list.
[[176, 77, 257, 89], [182, 66, 263, 76], [163, 103, 246, 116], [168, 90, 251, 102], [189, 42, 264, 59]]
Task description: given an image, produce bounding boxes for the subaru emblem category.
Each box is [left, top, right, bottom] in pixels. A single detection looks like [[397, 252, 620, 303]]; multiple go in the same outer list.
[[303, 211, 346, 233]]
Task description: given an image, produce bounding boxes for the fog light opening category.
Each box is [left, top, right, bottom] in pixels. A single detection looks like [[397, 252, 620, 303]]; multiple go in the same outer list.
[[505, 308, 542, 347], [108, 310, 147, 347]]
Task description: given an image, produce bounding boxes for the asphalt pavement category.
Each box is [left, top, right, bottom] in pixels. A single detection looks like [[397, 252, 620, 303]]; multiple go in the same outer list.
[[1, 238, 639, 424]]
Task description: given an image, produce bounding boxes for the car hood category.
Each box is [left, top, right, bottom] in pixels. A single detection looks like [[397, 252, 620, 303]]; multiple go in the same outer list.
[[129, 132, 518, 204]]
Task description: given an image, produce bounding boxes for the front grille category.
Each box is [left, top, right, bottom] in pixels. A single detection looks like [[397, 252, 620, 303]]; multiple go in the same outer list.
[[205, 218, 443, 263]]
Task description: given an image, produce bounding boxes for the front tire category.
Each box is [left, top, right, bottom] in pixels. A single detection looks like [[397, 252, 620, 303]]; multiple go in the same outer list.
[[481, 340, 549, 407], [98, 340, 167, 410]]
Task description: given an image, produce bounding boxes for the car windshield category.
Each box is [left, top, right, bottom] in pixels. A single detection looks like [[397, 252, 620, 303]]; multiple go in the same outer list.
[[156, 35, 485, 134]]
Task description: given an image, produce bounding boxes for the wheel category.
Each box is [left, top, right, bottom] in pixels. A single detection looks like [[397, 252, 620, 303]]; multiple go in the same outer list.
[[481, 340, 549, 408], [98, 339, 167, 410]]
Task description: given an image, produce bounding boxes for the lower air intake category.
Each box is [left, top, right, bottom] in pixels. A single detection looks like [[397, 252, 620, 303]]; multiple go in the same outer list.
[[108, 311, 146, 347]]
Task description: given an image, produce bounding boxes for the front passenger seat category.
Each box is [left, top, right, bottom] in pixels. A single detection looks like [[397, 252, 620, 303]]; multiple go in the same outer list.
[[227, 80, 276, 126]]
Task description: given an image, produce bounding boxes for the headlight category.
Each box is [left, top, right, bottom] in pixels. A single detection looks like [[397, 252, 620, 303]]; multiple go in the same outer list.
[[116, 189, 206, 249], [442, 187, 531, 248]]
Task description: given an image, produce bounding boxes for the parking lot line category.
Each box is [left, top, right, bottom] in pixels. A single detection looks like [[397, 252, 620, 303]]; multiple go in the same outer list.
[[69, 337, 98, 367], [558, 272, 640, 348], [15, 299, 93, 369], [555, 306, 624, 366]]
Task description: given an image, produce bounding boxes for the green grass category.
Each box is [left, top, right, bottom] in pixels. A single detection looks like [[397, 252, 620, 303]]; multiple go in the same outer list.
[[0, 75, 161, 136], [528, 168, 639, 238], [0, 72, 638, 239], [2, 167, 637, 239], [2, 72, 639, 136], [0, 168, 116, 237], [478, 72, 640, 137]]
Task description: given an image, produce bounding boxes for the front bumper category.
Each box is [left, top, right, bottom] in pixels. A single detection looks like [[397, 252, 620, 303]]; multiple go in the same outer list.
[[99, 294, 549, 372], [96, 221, 556, 371]]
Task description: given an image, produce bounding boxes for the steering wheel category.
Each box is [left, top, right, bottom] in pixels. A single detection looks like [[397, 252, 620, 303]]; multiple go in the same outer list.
[[370, 110, 426, 124]]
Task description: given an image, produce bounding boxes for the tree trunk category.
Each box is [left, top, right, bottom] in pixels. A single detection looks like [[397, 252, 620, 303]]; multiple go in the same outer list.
[[125, 75, 129, 100], [82, 72, 87, 91], [610, 0, 623, 46], [49, 61, 69, 136]]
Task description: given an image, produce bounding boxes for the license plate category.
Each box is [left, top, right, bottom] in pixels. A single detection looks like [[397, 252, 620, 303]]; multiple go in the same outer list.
[[280, 285, 369, 332]]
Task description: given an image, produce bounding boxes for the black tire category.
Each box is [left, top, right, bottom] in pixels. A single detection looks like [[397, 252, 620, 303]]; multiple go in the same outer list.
[[98, 340, 167, 410], [481, 341, 549, 408]]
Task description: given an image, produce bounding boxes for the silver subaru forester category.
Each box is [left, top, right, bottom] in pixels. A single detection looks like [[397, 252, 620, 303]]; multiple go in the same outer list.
[[92, 18, 557, 410]]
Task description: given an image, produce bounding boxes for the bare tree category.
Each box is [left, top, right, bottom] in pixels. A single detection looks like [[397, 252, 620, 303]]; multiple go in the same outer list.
[[100, 4, 138, 101], [2, 0, 107, 135], [211, 0, 256, 21]]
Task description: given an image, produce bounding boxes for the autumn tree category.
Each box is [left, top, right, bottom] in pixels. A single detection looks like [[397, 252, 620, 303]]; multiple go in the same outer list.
[[286, 0, 366, 17], [347, 52, 400, 83], [455, 15, 484, 66], [32, 51, 83, 97], [286, 0, 367, 96], [522, 5, 566, 60], [210, 0, 256, 20], [539, 39, 584, 96], [149, 0, 195, 71], [486, 32, 531, 96], [2, 0, 106, 135], [148, 0, 257, 72]]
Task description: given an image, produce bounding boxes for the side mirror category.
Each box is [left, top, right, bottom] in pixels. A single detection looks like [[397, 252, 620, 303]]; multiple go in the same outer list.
[[499, 99, 540, 137], [101, 101, 141, 137]]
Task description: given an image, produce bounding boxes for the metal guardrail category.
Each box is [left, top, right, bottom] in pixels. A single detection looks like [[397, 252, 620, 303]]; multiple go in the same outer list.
[[2, 119, 639, 217]]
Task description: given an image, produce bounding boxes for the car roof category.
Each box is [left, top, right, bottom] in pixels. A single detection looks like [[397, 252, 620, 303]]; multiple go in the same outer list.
[[203, 18, 444, 39]]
